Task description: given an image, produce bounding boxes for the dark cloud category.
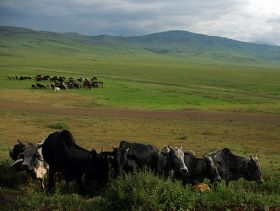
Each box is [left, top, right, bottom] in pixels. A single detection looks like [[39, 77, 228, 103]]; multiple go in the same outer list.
[[0, 0, 279, 44]]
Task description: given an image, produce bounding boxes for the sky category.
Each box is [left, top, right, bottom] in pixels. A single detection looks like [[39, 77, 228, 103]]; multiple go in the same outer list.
[[0, 0, 280, 44]]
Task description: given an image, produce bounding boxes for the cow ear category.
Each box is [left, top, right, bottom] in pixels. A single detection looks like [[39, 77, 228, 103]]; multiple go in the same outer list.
[[91, 149, 97, 158], [203, 155, 210, 162]]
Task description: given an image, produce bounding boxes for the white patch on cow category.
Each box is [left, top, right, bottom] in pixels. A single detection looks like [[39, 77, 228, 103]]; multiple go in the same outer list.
[[54, 87, 60, 92], [174, 146, 188, 173], [161, 145, 170, 154]]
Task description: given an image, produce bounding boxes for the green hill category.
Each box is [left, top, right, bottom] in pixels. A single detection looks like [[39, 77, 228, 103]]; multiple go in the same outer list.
[[1, 26, 280, 65]]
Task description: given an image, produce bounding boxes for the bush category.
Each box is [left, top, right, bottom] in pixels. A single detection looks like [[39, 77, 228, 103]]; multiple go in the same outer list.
[[103, 170, 280, 210], [0, 160, 29, 189], [47, 122, 69, 130], [104, 170, 193, 210]]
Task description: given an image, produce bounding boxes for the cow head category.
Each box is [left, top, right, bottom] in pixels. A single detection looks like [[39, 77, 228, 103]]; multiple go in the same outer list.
[[111, 147, 129, 178], [17, 143, 43, 171], [203, 155, 221, 184], [168, 146, 188, 175], [85, 149, 111, 185], [247, 155, 263, 184], [9, 140, 25, 161]]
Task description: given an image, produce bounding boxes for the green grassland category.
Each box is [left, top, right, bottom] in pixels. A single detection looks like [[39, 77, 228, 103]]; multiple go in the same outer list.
[[1, 36, 280, 112], [1, 26, 280, 210]]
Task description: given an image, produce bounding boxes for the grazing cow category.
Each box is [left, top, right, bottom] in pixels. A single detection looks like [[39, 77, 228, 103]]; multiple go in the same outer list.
[[207, 148, 264, 186], [157, 146, 188, 178], [54, 87, 60, 92], [36, 83, 46, 89], [11, 141, 48, 188], [84, 147, 129, 188], [42, 130, 91, 193], [119, 141, 158, 171], [83, 149, 111, 186], [176, 151, 221, 185], [83, 80, 92, 89]]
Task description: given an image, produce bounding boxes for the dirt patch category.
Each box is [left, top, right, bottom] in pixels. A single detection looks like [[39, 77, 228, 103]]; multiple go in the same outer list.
[[1, 101, 280, 124]]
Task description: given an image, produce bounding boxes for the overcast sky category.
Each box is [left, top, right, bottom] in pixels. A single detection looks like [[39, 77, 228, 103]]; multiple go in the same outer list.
[[0, 0, 280, 44]]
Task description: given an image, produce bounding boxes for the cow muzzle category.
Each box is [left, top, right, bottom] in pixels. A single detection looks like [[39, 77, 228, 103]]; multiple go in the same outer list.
[[22, 163, 33, 171], [180, 167, 188, 175], [257, 178, 264, 184], [213, 176, 222, 185]]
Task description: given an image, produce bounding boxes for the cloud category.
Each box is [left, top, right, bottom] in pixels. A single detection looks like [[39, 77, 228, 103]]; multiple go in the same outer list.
[[0, 0, 279, 44]]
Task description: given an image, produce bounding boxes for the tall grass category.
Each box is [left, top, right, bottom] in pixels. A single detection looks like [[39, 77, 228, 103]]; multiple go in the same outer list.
[[1, 163, 279, 210], [104, 170, 280, 210]]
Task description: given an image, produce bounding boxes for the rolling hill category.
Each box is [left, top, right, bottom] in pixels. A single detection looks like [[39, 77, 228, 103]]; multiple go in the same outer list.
[[1, 26, 280, 66]]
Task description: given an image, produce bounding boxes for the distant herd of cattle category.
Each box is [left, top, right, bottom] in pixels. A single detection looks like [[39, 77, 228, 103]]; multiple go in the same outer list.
[[9, 130, 263, 195], [7, 75, 104, 90]]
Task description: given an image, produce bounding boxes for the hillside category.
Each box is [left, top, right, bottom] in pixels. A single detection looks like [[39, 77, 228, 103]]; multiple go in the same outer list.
[[1, 26, 280, 66]]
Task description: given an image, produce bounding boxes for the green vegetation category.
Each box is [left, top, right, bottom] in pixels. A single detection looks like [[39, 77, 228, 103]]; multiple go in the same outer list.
[[1, 164, 279, 210], [48, 122, 69, 130], [1, 26, 280, 112]]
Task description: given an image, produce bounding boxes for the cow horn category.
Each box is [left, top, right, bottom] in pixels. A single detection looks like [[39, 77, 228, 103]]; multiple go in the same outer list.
[[11, 158, 23, 167], [255, 154, 258, 159], [101, 147, 104, 152], [36, 143, 43, 149], [18, 139, 24, 146], [112, 147, 115, 150]]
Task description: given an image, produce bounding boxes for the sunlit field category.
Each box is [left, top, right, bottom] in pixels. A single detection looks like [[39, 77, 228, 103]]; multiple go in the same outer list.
[[1, 30, 280, 209]]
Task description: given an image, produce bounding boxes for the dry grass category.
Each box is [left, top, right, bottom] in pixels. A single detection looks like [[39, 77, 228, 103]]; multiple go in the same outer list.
[[0, 92, 279, 173]]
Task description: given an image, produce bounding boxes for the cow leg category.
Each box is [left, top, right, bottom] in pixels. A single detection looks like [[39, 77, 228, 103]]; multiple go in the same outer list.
[[48, 166, 55, 192], [76, 177, 85, 196], [225, 180, 230, 187], [41, 178, 45, 190]]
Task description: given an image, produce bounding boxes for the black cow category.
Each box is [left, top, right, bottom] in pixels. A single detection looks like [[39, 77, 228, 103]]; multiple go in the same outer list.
[[83, 147, 129, 187], [176, 151, 221, 185], [119, 141, 158, 171], [42, 130, 93, 194], [84, 150, 111, 186], [207, 148, 264, 186]]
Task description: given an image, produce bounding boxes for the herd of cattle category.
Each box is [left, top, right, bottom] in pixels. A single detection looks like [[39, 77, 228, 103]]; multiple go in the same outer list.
[[9, 130, 263, 195], [7, 75, 104, 90]]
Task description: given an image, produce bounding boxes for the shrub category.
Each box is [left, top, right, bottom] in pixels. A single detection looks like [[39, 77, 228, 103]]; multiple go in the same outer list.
[[47, 122, 69, 130], [0, 160, 29, 189], [103, 170, 280, 210]]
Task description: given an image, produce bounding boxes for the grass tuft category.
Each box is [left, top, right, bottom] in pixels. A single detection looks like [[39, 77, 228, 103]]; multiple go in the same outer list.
[[47, 122, 69, 130]]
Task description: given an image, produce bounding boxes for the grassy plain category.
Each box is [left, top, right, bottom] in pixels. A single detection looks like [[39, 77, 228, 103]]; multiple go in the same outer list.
[[1, 31, 280, 209]]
